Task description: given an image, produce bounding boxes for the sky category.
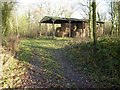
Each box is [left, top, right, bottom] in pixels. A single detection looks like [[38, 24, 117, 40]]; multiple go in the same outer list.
[[16, 0, 109, 19]]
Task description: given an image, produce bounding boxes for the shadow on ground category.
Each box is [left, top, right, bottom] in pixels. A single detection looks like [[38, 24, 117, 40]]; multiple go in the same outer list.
[[7, 37, 95, 88]]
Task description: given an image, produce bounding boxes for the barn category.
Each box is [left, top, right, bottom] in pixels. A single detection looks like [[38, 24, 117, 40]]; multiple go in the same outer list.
[[40, 16, 104, 38]]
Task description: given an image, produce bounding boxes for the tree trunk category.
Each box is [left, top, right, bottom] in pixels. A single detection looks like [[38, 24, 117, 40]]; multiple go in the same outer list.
[[118, 1, 120, 36], [0, 5, 2, 47], [92, 0, 97, 50], [89, 0, 93, 39], [110, 2, 114, 36], [15, 16, 19, 35], [28, 10, 31, 36], [111, 20, 114, 36], [0, 9, 3, 84]]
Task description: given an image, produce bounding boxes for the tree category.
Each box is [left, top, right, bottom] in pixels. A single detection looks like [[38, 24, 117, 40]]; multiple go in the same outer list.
[[17, 14, 28, 36], [118, 1, 120, 36], [0, 2, 2, 47], [77, 0, 93, 39], [1, 1, 17, 49], [1, 1, 20, 55], [107, 0, 120, 36], [92, 0, 97, 50], [77, 0, 89, 19], [2, 2, 15, 36], [78, 0, 107, 39], [110, 1, 114, 36], [89, 0, 93, 39], [27, 9, 31, 37]]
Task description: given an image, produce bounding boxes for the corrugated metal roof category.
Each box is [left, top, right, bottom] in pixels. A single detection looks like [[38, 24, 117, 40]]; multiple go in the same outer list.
[[40, 16, 104, 24]]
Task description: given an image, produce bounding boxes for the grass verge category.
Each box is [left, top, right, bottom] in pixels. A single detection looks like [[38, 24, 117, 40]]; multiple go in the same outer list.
[[66, 37, 120, 88]]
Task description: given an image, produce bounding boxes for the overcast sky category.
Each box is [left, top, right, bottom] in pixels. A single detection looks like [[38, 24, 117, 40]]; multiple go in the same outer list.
[[16, 0, 109, 19]]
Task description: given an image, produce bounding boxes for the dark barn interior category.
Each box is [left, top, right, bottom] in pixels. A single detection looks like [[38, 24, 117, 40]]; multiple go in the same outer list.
[[40, 16, 104, 38]]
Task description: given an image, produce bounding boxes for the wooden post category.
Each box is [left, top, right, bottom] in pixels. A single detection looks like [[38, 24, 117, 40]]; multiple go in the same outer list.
[[69, 20, 71, 37], [82, 22, 85, 40], [39, 22, 41, 37], [52, 19, 55, 38], [103, 23, 105, 35], [45, 23, 48, 37]]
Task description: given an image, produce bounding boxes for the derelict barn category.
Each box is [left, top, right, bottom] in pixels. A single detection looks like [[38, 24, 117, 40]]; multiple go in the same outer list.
[[40, 16, 104, 38]]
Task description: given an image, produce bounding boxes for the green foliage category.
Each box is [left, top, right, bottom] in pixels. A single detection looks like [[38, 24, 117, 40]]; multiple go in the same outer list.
[[66, 37, 120, 87], [1, 1, 20, 54], [2, 2, 15, 36]]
